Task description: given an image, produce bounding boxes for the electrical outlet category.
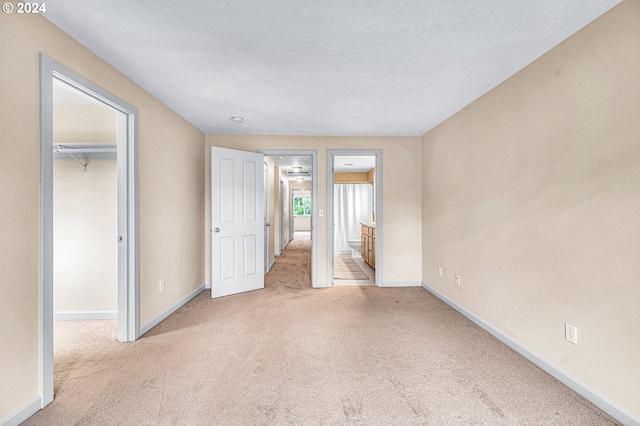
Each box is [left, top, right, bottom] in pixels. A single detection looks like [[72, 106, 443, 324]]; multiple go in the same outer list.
[[159, 280, 165, 293], [455, 275, 461, 286], [438, 267, 443, 277], [565, 323, 577, 344]]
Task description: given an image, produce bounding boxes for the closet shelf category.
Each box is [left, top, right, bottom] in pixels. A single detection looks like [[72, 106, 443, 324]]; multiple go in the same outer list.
[[53, 143, 117, 171]]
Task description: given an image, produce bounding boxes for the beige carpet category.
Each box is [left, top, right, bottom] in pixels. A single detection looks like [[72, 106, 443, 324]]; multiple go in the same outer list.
[[334, 255, 368, 280], [24, 238, 619, 425]]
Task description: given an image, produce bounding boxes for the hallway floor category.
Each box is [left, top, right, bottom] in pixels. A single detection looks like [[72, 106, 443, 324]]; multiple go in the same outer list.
[[24, 238, 618, 425]]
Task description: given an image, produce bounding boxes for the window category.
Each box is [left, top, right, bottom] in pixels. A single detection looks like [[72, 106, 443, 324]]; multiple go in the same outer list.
[[293, 197, 311, 216]]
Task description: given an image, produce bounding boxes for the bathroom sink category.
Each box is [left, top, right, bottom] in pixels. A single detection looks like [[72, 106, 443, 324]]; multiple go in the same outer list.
[[361, 222, 376, 227]]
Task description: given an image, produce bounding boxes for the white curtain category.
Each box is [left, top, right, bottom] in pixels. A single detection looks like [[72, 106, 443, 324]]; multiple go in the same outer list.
[[334, 184, 373, 253]]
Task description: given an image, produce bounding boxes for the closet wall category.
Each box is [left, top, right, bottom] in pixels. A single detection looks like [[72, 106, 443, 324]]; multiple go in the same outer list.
[[53, 103, 118, 316]]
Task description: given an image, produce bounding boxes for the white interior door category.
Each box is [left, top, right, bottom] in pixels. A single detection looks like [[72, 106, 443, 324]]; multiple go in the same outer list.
[[211, 147, 264, 298]]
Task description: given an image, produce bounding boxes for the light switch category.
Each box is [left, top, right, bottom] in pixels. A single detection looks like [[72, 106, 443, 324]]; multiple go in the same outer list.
[[319, 209, 324, 217]]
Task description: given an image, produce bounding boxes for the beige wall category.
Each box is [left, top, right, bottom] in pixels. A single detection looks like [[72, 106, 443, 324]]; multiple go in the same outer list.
[[281, 173, 291, 249], [54, 159, 117, 313], [205, 136, 422, 287], [0, 13, 205, 419], [273, 167, 291, 255], [294, 216, 311, 232], [265, 157, 275, 269], [367, 168, 375, 184], [422, 1, 640, 418], [53, 101, 118, 314], [54, 104, 117, 144], [334, 172, 369, 184], [289, 181, 312, 190]]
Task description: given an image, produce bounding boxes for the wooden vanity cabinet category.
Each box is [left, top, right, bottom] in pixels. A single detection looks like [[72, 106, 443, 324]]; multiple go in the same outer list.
[[361, 224, 376, 270]]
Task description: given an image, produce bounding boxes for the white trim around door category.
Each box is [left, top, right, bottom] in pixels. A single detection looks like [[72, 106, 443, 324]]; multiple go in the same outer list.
[[326, 150, 382, 287], [39, 54, 139, 408], [258, 150, 319, 288]]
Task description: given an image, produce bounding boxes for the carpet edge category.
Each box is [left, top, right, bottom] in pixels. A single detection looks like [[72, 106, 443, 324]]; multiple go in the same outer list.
[[0, 396, 41, 426], [420, 281, 640, 426], [140, 284, 205, 337]]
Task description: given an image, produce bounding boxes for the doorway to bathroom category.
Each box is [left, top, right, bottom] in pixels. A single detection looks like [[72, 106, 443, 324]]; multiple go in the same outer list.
[[327, 150, 382, 287]]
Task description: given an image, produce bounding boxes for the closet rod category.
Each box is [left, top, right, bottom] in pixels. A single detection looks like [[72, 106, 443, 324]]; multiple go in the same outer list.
[[53, 144, 116, 171], [54, 146, 116, 154]]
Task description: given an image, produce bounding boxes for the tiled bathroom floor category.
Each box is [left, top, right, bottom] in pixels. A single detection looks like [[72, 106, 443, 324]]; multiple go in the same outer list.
[[333, 254, 376, 286]]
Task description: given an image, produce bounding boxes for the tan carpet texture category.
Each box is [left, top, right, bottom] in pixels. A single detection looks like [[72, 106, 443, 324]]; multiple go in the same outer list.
[[24, 239, 618, 425]]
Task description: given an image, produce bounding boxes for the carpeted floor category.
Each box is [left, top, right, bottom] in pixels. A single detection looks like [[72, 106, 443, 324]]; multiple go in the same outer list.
[[24, 238, 618, 425]]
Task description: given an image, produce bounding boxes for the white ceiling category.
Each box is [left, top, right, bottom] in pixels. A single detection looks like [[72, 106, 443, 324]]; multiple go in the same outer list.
[[334, 156, 376, 173], [270, 155, 313, 181], [44, 0, 620, 136]]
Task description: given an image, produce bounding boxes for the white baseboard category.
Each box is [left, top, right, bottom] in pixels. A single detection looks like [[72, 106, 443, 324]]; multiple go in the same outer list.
[[140, 284, 205, 336], [204, 282, 211, 289], [268, 259, 276, 272], [54, 311, 117, 320], [0, 396, 41, 426], [421, 281, 640, 426], [380, 281, 422, 287]]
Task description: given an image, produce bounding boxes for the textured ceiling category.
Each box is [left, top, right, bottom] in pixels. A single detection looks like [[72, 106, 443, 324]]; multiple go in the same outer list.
[[44, 0, 620, 136], [334, 156, 376, 173]]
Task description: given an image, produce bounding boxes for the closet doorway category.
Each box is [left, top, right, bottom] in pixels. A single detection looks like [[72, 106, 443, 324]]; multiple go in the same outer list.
[[39, 55, 139, 407], [327, 150, 382, 287]]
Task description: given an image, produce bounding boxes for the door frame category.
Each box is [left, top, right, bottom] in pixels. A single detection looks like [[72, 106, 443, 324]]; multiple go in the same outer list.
[[280, 179, 286, 251], [326, 149, 382, 286], [39, 55, 139, 407], [264, 161, 269, 274], [259, 150, 318, 288]]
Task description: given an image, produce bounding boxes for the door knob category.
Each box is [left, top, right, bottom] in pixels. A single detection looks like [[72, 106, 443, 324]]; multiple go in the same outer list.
[[213, 227, 220, 233]]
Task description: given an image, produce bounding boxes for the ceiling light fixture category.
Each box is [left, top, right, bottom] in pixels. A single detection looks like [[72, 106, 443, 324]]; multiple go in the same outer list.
[[292, 166, 302, 172], [230, 116, 244, 123]]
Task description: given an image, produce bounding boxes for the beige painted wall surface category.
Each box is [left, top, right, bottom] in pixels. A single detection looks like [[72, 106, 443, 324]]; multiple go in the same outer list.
[[367, 168, 376, 184], [272, 168, 291, 254], [205, 136, 422, 287], [273, 166, 282, 254], [334, 172, 368, 183], [54, 104, 117, 143], [281, 172, 291, 249], [265, 157, 275, 270], [289, 181, 312, 190], [54, 160, 117, 312], [0, 13, 204, 419], [422, 1, 640, 417], [294, 216, 311, 231]]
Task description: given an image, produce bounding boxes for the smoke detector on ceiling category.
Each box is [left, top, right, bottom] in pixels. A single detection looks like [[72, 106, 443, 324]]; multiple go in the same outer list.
[[230, 116, 244, 123]]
